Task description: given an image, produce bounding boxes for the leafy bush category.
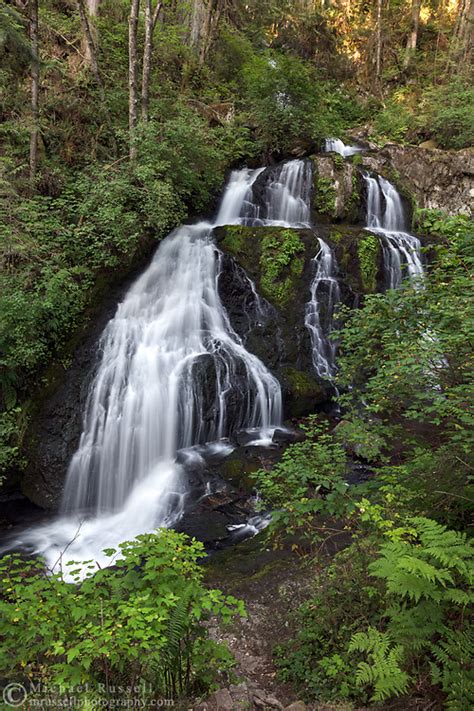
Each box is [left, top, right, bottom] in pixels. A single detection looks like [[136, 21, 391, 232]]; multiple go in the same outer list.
[[0, 530, 244, 701], [241, 51, 361, 154], [253, 422, 351, 548], [420, 81, 474, 149]]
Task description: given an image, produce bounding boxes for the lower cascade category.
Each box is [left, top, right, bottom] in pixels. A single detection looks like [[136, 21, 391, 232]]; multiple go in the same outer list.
[[364, 173, 424, 288], [305, 239, 340, 381], [15, 169, 292, 572]]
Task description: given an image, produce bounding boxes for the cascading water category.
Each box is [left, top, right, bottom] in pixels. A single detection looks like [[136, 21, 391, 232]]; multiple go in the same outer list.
[[14, 168, 285, 573], [324, 138, 363, 158], [305, 239, 340, 380], [364, 173, 424, 288], [263, 159, 312, 226]]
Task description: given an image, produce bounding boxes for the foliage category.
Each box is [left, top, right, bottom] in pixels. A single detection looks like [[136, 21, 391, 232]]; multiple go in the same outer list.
[[313, 177, 336, 217], [349, 629, 410, 702], [241, 51, 361, 154], [259, 229, 305, 307], [0, 530, 244, 701], [253, 421, 351, 548], [357, 234, 380, 292], [267, 211, 473, 705], [419, 81, 474, 150]]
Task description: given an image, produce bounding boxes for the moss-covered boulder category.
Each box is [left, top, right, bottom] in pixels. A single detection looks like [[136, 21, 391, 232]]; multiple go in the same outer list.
[[215, 225, 327, 415], [280, 367, 325, 417], [326, 226, 384, 295], [311, 155, 364, 223], [217, 225, 309, 309]]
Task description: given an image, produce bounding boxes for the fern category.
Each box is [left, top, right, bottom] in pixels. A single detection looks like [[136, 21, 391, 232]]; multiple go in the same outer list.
[[430, 627, 474, 710], [349, 628, 411, 702]]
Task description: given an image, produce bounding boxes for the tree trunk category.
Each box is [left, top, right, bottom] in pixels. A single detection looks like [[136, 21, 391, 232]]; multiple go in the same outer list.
[[129, 0, 140, 160], [77, 0, 105, 100], [29, 0, 39, 182], [375, 0, 382, 84], [458, 0, 474, 61], [82, 0, 100, 65], [403, 0, 421, 69], [141, 1, 162, 122]]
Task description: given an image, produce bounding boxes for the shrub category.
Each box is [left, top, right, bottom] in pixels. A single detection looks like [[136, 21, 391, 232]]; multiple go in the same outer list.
[[0, 530, 244, 702]]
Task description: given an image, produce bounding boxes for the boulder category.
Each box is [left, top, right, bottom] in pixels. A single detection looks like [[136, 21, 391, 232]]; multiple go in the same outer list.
[[362, 144, 474, 217], [311, 155, 364, 223]]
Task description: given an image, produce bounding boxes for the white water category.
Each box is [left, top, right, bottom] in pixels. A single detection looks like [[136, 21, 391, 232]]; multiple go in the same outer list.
[[11, 158, 347, 573], [305, 239, 340, 380], [263, 160, 312, 226], [221, 159, 312, 228], [364, 174, 424, 288], [324, 138, 363, 158], [14, 169, 286, 575]]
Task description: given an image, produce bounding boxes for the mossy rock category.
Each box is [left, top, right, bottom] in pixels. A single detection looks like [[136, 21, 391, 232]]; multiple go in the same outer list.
[[357, 233, 380, 293], [326, 226, 384, 295], [281, 366, 326, 416], [216, 225, 310, 309], [311, 155, 364, 223]]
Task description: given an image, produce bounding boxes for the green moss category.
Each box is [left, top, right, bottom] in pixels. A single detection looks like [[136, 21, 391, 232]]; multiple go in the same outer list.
[[314, 177, 336, 217], [219, 225, 247, 257], [351, 153, 363, 166], [348, 173, 361, 216], [282, 367, 322, 398], [259, 229, 305, 307], [334, 154, 344, 170], [358, 234, 380, 292]]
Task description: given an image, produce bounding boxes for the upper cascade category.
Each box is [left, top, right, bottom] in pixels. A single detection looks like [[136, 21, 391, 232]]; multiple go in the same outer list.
[[263, 159, 312, 226], [324, 138, 363, 157], [219, 159, 313, 228], [364, 173, 424, 289]]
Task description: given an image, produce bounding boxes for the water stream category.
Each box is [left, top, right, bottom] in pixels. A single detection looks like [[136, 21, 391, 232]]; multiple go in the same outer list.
[[364, 173, 424, 288], [13, 161, 327, 573]]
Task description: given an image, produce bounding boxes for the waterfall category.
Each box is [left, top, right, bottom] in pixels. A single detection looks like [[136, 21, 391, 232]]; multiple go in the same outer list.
[[215, 167, 265, 225], [16, 169, 286, 573], [263, 159, 312, 226], [305, 239, 340, 380], [364, 174, 424, 288], [324, 138, 363, 158]]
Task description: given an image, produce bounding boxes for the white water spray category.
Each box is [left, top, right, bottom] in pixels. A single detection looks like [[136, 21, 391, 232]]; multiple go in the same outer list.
[[305, 239, 340, 380], [364, 174, 424, 288], [324, 138, 363, 158]]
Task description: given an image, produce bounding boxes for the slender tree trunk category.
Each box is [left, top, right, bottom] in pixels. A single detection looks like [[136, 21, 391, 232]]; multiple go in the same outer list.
[[375, 0, 382, 84], [129, 0, 140, 160], [77, 0, 105, 100], [459, 0, 474, 61], [83, 0, 100, 64], [449, 0, 473, 70], [141, 1, 162, 122], [403, 0, 421, 69], [29, 0, 39, 182]]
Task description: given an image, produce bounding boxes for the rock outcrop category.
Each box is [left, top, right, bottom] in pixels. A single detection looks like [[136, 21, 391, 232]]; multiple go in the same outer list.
[[361, 144, 474, 217]]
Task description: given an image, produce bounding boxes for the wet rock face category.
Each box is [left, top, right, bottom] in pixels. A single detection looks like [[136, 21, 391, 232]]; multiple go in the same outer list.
[[311, 155, 364, 223], [21, 297, 118, 510], [216, 227, 328, 415], [361, 144, 474, 217]]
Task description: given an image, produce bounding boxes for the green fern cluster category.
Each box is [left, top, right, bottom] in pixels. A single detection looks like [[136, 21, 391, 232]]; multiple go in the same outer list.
[[349, 629, 410, 702], [352, 517, 473, 706]]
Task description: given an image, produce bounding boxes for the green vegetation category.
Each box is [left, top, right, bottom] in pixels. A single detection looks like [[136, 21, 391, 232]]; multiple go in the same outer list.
[[357, 233, 380, 292], [255, 212, 474, 707], [313, 176, 336, 218], [0, 530, 244, 702], [260, 229, 305, 307]]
